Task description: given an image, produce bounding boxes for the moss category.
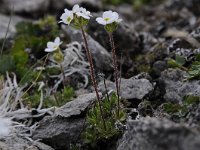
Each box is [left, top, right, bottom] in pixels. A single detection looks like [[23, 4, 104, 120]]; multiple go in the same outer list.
[[161, 95, 200, 121], [15, 16, 59, 59], [134, 52, 155, 73], [24, 86, 75, 108], [0, 55, 15, 75], [0, 16, 60, 84]]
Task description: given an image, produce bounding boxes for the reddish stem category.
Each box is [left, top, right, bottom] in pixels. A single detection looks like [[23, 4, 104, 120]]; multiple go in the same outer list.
[[108, 32, 120, 117], [81, 27, 106, 130]]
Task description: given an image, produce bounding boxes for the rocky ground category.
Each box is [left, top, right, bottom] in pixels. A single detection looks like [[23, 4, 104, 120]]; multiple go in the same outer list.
[[1, 0, 200, 150]]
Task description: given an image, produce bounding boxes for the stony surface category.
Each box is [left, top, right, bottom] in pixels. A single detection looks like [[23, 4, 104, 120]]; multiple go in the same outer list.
[[117, 117, 200, 150], [32, 93, 97, 150], [152, 60, 168, 77], [0, 0, 50, 15], [159, 69, 200, 103], [50, 0, 102, 11], [55, 93, 97, 118], [98, 75, 154, 100], [62, 26, 113, 71], [0, 134, 54, 150], [0, 14, 25, 39]]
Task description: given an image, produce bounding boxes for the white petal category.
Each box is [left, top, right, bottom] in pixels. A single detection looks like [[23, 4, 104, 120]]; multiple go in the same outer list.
[[45, 48, 54, 52], [112, 12, 119, 20], [96, 17, 106, 25], [116, 18, 122, 23], [86, 11, 92, 17], [47, 42, 55, 48], [60, 12, 73, 25], [76, 12, 90, 19], [80, 7, 87, 13], [54, 37, 60, 44], [103, 10, 113, 19], [72, 4, 80, 13], [64, 8, 70, 13]]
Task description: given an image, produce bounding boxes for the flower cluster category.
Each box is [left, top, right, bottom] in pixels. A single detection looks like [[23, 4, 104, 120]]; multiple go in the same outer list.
[[45, 5, 122, 60], [59, 4, 92, 26]]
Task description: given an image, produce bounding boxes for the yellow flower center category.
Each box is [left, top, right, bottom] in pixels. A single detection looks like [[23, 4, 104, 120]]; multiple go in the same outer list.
[[104, 18, 110, 21], [53, 45, 58, 50], [67, 17, 71, 22]]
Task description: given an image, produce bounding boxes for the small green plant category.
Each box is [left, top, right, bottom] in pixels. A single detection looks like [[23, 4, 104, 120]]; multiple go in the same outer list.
[[188, 61, 200, 80], [167, 55, 187, 70], [162, 95, 200, 120], [83, 93, 126, 148], [53, 86, 75, 107], [25, 86, 75, 108]]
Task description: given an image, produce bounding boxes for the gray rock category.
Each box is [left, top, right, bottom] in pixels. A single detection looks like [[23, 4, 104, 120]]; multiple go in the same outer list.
[[62, 26, 113, 71], [32, 93, 97, 150], [1, 0, 50, 14], [98, 76, 154, 100], [0, 134, 54, 150], [0, 14, 25, 39], [55, 93, 97, 118], [117, 117, 200, 150], [152, 60, 168, 77], [50, 0, 102, 11], [159, 68, 200, 103]]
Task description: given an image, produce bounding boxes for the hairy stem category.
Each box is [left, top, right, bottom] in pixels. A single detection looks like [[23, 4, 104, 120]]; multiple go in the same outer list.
[[103, 79, 110, 102], [81, 27, 106, 130], [108, 32, 120, 117], [59, 63, 65, 87]]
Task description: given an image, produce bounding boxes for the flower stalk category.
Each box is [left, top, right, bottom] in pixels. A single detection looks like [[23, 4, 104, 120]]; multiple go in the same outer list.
[[96, 10, 122, 117], [59, 62, 65, 87], [81, 27, 106, 130], [108, 32, 120, 116]]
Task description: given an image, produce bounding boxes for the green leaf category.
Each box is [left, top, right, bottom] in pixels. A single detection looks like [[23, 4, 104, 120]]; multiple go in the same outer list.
[[183, 95, 200, 106], [188, 61, 200, 80], [175, 55, 186, 66], [167, 59, 181, 68]]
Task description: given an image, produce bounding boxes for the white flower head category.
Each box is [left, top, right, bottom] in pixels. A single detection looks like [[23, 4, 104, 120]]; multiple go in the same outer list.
[[59, 9, 74, 25], [76, 6, 92, 20], [45, 37, 63, 52], [96, 10, 122, 25]]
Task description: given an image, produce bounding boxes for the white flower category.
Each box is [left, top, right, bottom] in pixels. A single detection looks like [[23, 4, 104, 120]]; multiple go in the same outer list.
[[73, 5, 92, 20], [0, 117, 12, 138], [45, 37, 62, 52], [59, 9, 74, 25], [96, 10, 122, 25]]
